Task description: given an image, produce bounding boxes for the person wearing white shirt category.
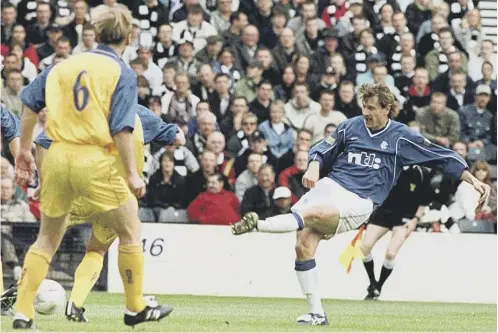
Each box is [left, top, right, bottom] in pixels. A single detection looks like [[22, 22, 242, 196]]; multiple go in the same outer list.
[[171, 4, 217, 55], [283, 82, 321, 131], [303, 91, 347, 143], [137, 46, 163, 96], [71, 23, 98, 55]]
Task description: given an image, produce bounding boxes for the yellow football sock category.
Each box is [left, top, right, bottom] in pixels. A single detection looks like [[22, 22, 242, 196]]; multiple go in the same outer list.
[[118, 244, 146, 312], [71, 252, 104, 308], [15, 248, 51, 319]]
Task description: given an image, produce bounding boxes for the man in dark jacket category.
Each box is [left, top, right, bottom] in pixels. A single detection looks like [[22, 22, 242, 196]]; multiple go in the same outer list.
[[241, 164, 276, 220]]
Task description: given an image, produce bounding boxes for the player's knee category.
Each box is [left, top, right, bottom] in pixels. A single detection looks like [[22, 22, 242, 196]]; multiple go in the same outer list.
[[385, 249, 397, 261], [360, 243, 373, 257]]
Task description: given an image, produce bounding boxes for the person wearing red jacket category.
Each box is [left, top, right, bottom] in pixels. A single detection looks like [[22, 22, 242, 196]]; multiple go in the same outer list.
[[187, 173, 240, 225]]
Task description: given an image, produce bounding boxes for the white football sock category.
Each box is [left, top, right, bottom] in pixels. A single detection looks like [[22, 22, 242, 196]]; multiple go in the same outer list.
[[257, 213, 303, 233], [295, 260, 325, 316], [383, 258, 395, 269]]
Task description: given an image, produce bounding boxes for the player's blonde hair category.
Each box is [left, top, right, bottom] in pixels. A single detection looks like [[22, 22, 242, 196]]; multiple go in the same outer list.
[[91, 4, 133, 45], [358, 83, 396, 117]]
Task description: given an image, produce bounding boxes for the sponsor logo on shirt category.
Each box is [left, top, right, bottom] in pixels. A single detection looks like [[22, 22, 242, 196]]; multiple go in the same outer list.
[[347, 152, 381, 169]]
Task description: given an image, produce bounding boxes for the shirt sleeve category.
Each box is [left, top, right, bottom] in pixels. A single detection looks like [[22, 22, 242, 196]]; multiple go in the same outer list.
[[136, 104, 179, 145], [19, 65, 55, 113], [34, 130, 52, 149], [1, 105, 21, 143], [108, 65, 138, 136], [398, 129, 468, 182], [308, 120, 348, 169]]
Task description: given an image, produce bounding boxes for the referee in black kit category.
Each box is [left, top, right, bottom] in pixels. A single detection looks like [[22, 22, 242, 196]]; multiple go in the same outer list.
[[359, 165, 433, 300]]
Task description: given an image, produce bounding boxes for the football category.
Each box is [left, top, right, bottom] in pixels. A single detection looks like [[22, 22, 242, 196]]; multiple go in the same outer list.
[[34, 279, 66, 315]]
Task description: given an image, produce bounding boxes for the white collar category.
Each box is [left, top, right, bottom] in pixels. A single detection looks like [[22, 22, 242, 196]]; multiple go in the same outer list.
[[363, 118, 392, 137]]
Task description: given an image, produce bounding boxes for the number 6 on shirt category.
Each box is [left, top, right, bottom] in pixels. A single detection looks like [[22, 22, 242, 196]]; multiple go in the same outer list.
[[73, 71, 89, 111]]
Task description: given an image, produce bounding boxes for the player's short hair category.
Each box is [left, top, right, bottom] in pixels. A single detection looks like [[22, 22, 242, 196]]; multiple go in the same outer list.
[[358, 83, 396, 117], [91, 4, 133, 45]]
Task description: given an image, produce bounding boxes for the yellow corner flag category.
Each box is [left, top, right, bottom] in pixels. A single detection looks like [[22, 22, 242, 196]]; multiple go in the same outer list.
[[339, 226, 366, 273]]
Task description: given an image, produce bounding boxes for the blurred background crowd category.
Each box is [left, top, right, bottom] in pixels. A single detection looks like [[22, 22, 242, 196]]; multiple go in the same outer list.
[[1, 0, 497, 267]]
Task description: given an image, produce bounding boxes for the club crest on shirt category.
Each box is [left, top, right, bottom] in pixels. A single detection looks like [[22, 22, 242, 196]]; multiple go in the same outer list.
[[325, 136, 335, 145], [423, 138, 431, 146], [380, 141, 388, 150]]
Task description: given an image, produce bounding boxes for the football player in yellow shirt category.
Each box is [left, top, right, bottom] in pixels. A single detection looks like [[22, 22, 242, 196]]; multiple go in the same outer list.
[[13, 5, 171, 329]]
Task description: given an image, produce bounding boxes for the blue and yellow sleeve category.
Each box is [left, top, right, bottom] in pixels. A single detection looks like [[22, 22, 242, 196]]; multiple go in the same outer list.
[[108, 65, 138, 136], [136, 104, 178, 145], [19, 65, 55, 113], [1, 105, 21, 142]]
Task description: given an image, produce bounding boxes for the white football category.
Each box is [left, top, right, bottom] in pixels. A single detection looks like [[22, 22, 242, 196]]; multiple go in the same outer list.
[[34, 279, 66, 315]]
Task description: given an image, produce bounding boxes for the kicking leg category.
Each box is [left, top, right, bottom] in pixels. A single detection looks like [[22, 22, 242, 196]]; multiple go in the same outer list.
[[359, 224, 389, 300], [67, 227, 112, 322], [377, 225, 408, 292], [294, 228, 328, 326], [14, 214, 69, 328]]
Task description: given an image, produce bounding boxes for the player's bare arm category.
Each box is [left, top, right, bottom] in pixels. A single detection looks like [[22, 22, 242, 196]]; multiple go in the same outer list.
[[15, 106, 38, 185], [8, 137, 20, 160], [302, 160, 320, 189], [460, 169, 491, 204]]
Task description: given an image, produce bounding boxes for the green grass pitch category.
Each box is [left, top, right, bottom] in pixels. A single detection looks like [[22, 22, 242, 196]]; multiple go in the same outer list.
[[1, 293, 496, 332]]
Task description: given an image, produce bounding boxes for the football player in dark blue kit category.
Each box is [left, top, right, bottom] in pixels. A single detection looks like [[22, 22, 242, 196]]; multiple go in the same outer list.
[[232, 83, 490, 326], [360, 165, 433, 300]]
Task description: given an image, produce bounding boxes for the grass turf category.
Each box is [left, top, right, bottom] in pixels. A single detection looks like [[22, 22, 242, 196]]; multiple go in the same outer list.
[[1, 293, 496, 332]]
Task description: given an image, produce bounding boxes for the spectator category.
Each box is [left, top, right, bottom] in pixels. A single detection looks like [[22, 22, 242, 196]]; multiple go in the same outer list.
[[404, 0, 431, 35], [374, 4, 395, 40], [39, 36, 71, 71], [324, 123, 337, 137], [186, 102, 213, 137], [476, 61, 497, 91], [425, 27, 468, 82], [452, 141, 470, 164], [335, 80, 362, 118], [416, 92, 461, 148], [161, 72, 200, 123], [347, 28, 380, 78], [310, 27, 340, 75], [132, 0, 169, 41], [394, 54, 416, 95], [278, 128, 313, 172], [287, 0, 326, 35], [185, 150, 230, 203], [235, 152, 263, 202], [192, 64, 216, 102], [303, 90, 347, 143], [1, 24, 39, 68], [294, 54, 319, 88], [356, 53, 395, 87], [234, 130, 277, 176], [196, 35, 223, 66], [401, 67, 431, 124], [372, 65, 405, 105], [213, 46, 244, 87], [36, 23, 62, 61], [190, 111, 217, 156], [171, 0, 211, 23], [469, 40, 497, 82], [449, 161, 494, 224], [26, 2, 52, 46], [206, 131, 236, 186], [448, 0, 472, 30], [234, 25, 260, 71], [152, 24, 176, 69], [454, 9, 483, 61], [241, 164, 276, 220], [159, 62, 178, 97], [147, 151, 187, 209], [187, 173, 240, 225], [1, 54, 29, 86], [1, 70, 24, 117], [209, 73, 233, 125], [446, 71, 474, 112], [284, 82, 321, 131], [339, 15, 368, 59], [416, 3, 449, 43], [258, 100, 294, 158], [263, 10, 288, 49], [1, 3, 17, 45], [274, 65, 296, 103], [221, 11, 248, 47], [152, 145, 200, 177], [310, 65, 340, 102], [72, 23, 98, 55], [269, 186, 292, 217], [249, 0, 274, 35], [226, 110, 256, 156], [320, 0, 349, 28], [167, 39, 202, 80], [295, 17, 323, 57], [137, 75, 152, 107], [278, 150, 309, 204], [62, 0, 88, 48], [210, 0, 233, 32], [219, 96, 248, 137], [460, 85, 495, 154], [137, 46, 163, 96], [432, 50, 475, 94], [249, 80, 273, 124], [235, 60, 264, 102], [272, 28, 299, 73], [377, 11, 409, 59], [257, 48, 281, 87], [1, 177, 36, 222]]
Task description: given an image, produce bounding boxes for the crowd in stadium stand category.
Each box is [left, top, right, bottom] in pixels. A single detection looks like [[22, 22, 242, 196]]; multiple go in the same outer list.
[[1, 0, 497, 235]]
